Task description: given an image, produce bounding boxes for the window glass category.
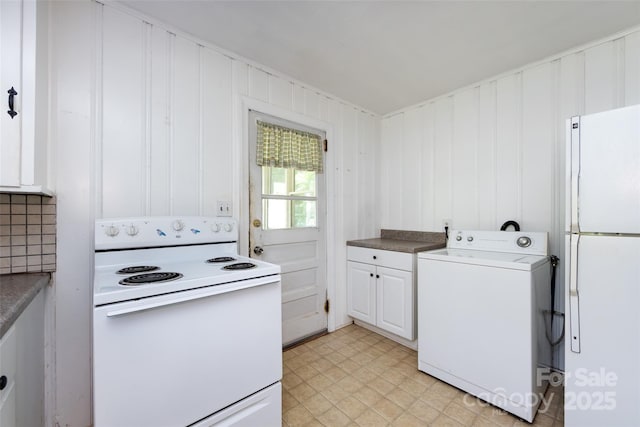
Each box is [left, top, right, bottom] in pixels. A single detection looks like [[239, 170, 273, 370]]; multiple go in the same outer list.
[[261, 166, 317, 230]]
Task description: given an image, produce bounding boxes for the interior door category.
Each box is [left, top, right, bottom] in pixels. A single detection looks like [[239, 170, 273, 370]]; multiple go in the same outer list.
[[248, 111, 327, 347]]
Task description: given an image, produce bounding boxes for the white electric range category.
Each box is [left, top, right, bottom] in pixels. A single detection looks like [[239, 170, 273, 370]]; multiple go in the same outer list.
[[93, 216, 282, 427]]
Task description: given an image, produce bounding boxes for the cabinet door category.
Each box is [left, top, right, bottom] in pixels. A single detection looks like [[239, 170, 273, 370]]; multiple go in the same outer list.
[[0, 326, 17, 427], [0, 0, 23, 187], [376, 266, 414, 340], [347, 261, 376, 324]]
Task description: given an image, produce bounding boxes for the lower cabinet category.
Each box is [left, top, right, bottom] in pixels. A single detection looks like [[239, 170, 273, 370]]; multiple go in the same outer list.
[[347, 246, 415, 340], [0, 289, 44, 427], [0, 327, 17, 427]]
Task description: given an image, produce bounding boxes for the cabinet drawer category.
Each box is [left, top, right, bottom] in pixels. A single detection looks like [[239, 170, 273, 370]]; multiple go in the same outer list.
[[347, 246, 413, 271]]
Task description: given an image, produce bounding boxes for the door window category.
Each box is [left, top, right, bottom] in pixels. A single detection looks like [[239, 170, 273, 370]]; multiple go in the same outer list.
[[262, 167, 317, 229]]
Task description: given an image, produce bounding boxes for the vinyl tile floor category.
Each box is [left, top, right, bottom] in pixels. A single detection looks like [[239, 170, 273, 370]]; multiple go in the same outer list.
[[282, 324, 564, 427]]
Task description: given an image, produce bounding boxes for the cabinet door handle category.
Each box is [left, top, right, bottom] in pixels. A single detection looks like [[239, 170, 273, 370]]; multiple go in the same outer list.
[[7, 87, 17, 119], [369, 273, 373, 277], [376, 274, 380, 279], [373, 255, 377, 260], [0, 375, 7, 390]]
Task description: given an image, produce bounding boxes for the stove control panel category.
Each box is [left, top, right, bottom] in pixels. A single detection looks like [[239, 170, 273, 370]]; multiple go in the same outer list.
[[95, 216, 238, 250]]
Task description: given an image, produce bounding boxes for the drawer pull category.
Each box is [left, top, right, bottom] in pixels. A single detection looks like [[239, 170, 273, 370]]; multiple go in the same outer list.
[[0, 375, 7, 390], [373, 255, 377, 260]]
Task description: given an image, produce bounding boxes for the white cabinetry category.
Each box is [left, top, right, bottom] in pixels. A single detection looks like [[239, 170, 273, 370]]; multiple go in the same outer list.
[[0, 326, 17, 427], [0, 289, 44, 427], [347, 246, 415, 340], [0, 0, 50, 195]]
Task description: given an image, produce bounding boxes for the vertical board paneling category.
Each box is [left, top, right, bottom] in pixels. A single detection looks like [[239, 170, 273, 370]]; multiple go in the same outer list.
[[452, 88, 479, 229], [171, 36, 200, 214], [342, 106, 358, 240], [268, 75, 293, 109], [379, 118, 392, 227], [292, 84, 305, 114], [585, 41, 618, 114], [382, 114, 404, 227], [304, 89, 320, 119], [358, 114, 376, 237], [495, 74, 521, 225], [149, 28, 171, 215], [477, 82, 497, 230], [101, 7, 145, 217], [318, 96, 329, 122], [433, 97, 453, 227], [402, 107, 423, 229], [248, 66, 269, 102], [201, 48, 232, 216], [521, 63, 554, 232], [420, 104, 436, 230], [625, 32, 640, 105], [231, 60, 248, 96]]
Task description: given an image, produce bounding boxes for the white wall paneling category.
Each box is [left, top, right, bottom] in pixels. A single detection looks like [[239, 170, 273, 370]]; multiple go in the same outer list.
[[101, 6, 145, 217], [50, 1, 379, 424], [48, 0, 640, 422], [49, 1, 97, 425], [380, 30, 640, 370]]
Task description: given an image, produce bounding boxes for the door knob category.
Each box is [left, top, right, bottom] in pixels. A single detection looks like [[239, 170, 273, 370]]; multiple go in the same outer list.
[[253, 246, 264, 255]]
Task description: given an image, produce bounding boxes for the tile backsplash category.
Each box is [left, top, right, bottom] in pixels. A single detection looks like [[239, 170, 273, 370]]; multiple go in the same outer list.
[[0, 194, 56, 275]]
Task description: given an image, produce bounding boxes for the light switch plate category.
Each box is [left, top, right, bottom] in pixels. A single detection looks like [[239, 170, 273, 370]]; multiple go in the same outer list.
[[217, 201, 232, 217]]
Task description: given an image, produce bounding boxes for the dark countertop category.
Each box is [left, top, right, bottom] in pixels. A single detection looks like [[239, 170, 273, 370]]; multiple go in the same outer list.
[[347, 229, 446, 253], [0, 273, 49, 338]]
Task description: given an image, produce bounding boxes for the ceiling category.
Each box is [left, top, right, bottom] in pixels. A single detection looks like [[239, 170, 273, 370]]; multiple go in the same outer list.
[[119, 1, 640, 115]]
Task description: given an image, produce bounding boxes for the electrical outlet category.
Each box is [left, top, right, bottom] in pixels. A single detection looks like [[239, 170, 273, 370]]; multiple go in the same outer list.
[[217, 201, 232, 217]]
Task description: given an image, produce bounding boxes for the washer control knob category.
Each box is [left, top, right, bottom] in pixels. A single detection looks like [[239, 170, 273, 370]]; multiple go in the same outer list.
[[224, 223, 233, 232], [171, 219, 185, 232], [456, 235, 462, 241], [211, 223, 221, 233], [467, 236, 474, 242], [517, 236, 532, 248], [105, 225, 119, 237], [125, 224, 139, 236]]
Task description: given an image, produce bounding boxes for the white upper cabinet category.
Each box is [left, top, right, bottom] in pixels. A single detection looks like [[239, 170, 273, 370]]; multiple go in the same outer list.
[[0, 0, 50, 195]]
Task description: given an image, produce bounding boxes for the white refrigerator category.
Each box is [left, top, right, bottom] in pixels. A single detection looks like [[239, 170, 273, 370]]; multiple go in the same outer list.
[[565, 104, 640, 426]]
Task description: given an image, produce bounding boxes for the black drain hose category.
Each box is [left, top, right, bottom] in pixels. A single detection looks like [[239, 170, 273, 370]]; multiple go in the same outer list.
[[500, 220, 520, 231], [546, 255, 564, 347]]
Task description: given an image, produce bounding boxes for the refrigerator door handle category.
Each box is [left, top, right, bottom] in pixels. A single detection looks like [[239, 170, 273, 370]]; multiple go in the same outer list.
[[569, 234, 581, 353], [570, 116, 580, 233]]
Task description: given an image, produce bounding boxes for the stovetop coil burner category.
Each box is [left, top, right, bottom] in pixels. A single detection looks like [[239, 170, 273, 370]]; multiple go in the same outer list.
[[119, 272, 183, 286], [206, 257, 237, 263], [222, 262, 257, 271], [117, 265, 160, 275]]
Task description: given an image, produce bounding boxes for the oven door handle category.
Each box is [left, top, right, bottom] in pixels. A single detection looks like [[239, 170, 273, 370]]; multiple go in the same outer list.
[[106, 278, 279, 317]]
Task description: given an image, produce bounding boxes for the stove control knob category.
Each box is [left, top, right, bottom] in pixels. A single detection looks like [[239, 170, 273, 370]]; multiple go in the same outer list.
[[467, 236, 474, 242], [211, 223, 221, 233], [125, 224, 139, 236], [105, 225, 120, 237], [171, 219, 185, 232], [224, 223, 234, 232]]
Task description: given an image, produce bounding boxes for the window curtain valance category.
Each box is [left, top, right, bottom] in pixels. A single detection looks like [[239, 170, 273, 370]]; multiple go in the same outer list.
[[256, 121, 324, 173]]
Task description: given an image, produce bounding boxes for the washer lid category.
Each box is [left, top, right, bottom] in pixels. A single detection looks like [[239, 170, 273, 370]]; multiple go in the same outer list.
[[418, 248, 549, 270]]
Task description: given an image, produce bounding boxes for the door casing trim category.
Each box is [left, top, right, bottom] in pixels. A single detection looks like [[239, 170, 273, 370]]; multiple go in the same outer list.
[[237, 96, 337, 333]]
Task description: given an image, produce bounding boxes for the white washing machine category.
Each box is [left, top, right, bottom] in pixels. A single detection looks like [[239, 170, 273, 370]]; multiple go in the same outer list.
[[417, 230, 552, 423]]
